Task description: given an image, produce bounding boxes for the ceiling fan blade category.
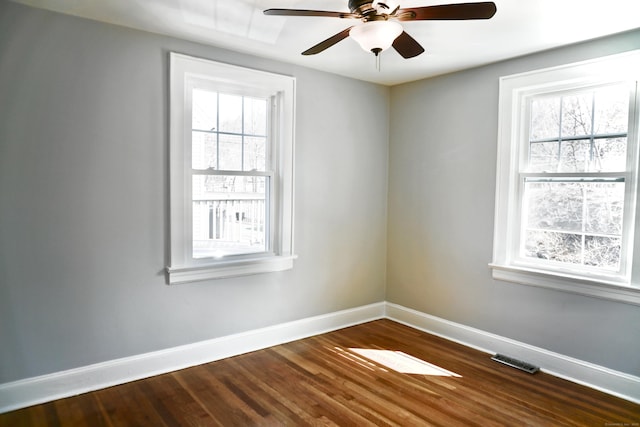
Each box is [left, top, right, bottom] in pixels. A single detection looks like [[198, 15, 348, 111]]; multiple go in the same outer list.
[[264, 9, 358, 19], [397, 2, 496, 21], [302, 27, 354, 55], [392, 31, 425, 59]]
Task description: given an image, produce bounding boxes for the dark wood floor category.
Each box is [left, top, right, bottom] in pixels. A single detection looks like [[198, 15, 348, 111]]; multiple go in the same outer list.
[[1, 319, 639, 426]]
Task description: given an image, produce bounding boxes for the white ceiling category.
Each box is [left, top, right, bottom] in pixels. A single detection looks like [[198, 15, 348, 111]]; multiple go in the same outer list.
[[10, 0, 640, 85]]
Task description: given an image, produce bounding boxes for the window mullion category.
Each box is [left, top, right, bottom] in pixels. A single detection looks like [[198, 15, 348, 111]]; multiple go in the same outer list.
[[521, 172, 628, 181], [530, 132, 628, 144], [216, 92, 220, 170], [241, 96, 245, 171], [192, 169, 272, 177], [589, 92, 596, 171], [557, 95, 564, 171]]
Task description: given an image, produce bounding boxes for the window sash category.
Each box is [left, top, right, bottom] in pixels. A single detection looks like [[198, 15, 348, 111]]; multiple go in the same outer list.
[[190, 89, 270, 173], [190, 170, 273, 256], [515, 179, 628, 272], [191, 175, 271, 260]]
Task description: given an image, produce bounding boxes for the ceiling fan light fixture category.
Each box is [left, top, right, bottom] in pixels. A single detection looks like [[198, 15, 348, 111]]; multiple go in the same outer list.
[[349, 20, 403, 55]]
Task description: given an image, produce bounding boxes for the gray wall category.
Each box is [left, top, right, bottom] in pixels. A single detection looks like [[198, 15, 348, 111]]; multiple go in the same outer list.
[[387, 29, 640, 375], [0, 2, 389, 383]]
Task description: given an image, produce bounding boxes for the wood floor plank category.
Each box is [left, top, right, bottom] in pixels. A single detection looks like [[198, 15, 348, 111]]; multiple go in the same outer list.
[[94, 380, 171, 427], [1, 319, 639, 426], [175, 363, 267, 426], [137, 374, 215, 427], [0, 404, 56, 427], [52, 393, 110, 427], [224, 356, 323, 426], [238, 348, 363, 425]]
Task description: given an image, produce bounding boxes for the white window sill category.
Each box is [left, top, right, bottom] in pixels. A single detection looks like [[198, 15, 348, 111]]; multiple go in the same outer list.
[[489, 263, 640, 306], [167, 255, 297, 285]]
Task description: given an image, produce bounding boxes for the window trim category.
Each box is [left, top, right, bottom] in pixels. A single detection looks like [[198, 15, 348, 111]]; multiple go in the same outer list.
[[491, 50, 640, 305], [167, 53, 296, 284]]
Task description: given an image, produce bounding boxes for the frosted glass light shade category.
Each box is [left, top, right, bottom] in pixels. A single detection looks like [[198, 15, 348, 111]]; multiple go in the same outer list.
[[350, 21, 403, 54]]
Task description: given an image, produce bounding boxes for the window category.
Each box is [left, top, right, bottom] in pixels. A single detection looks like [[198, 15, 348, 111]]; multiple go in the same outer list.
[[191, 91, 269, 259], [491, 51, 640, 304], [167, 53, 296, 284]]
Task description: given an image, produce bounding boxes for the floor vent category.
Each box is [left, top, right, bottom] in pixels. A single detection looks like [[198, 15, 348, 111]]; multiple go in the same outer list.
[[491, 354, 539, 374]]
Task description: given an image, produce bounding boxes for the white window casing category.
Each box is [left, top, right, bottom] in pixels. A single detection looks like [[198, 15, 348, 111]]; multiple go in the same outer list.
[[491, 50, 640, 305], [167, 53, 296, 284]]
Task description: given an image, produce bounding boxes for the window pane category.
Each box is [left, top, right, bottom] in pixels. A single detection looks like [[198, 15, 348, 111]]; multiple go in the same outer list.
[[529, 142, 559, 172], [561, 93, 593, 137], [244, 136, 266, 171], [192, 131, 217, 170], [523, 230, 582, 265], [192, 175, 267, 259], [584, 236, 620, 270], [219, 93, 243, 133], [524, 181, 583, 232], [593, 85, 629, 135], [585, 182, 624, 235], [523, 231, 621, 270], [530, 97, 560, 140], [558, 139, 590, 172], [219, 134, 242, 171], [593, 138, 627, 172], [192, 89, 217, 131], [244, 97, 267, 136]]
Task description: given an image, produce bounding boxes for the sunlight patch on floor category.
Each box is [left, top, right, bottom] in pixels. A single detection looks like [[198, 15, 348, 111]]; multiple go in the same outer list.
[[349, 348, 462, 377], [328, 346, 386, 372]]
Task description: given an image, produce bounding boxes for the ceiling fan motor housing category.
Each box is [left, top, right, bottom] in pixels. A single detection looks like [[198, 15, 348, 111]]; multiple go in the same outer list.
[[348, 0, 377, 16]]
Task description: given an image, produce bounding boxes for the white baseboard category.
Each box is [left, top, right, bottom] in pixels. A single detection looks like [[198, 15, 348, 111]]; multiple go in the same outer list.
[[2, 301, 639, 414], [0, 302, 385, 414], [384, 302, 640, 404]]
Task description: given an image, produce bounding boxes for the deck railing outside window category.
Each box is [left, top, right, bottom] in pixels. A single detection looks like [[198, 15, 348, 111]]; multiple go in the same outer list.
[[193, 198, 266, 258]]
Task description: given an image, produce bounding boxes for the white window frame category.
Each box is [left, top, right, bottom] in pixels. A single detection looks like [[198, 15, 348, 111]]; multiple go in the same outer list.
[[167, 53, 296, 284], [491, 50, 640, 305]]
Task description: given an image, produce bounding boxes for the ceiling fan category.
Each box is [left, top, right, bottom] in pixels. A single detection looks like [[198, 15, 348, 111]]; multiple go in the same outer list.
[[264, 1, 497, 59]]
